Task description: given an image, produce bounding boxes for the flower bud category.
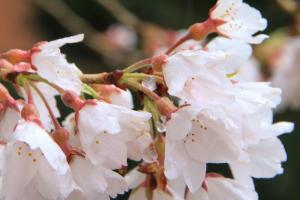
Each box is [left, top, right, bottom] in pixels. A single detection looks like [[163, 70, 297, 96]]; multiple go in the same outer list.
[[61, 90, 84, 111], [52, 127, 69, 143], [0, 49, 31, 64], [52, 127, 73, 157], [152, 54, 168, 72], [21, 104, 40, 120], [155, 97, 177, 117]]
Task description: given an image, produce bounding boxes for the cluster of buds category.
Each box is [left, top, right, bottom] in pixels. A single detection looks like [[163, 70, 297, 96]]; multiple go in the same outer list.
[[0, 0, 294, 200]]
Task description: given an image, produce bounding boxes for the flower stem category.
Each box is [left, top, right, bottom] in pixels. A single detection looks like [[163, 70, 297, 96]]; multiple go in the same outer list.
[[25, 81, 34, 104], [165, 33, 191, 55], [30, 82, 61, 129], [24, 74, 65, 94], [122, 73, 164, 85], [80, 72, 109, 84], [119, 77, 159, 101], [123, 58, 152, 73]]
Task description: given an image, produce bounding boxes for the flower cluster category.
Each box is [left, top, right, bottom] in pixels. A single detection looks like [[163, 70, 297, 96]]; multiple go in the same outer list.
[[0, 0, 294, 200]]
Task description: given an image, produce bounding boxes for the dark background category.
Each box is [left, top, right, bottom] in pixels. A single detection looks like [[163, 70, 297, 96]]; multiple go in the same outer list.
[[0, 0, 299, 199]]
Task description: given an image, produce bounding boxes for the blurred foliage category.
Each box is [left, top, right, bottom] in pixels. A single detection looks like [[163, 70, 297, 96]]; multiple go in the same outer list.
[[12, 0, 300, 199]]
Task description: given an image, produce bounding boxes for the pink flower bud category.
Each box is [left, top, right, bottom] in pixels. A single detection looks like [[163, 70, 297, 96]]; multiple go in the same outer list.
[[155, 97, 177, 117], [61, 90, 84, 111], [0, 49, 31, 64], [21, 104, 40, 121], [152, 54, 168, 72]]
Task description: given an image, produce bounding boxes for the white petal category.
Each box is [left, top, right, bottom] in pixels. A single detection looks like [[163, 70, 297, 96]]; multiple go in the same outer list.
[[167, 176, 186, 200], [231, 137, 288, 179], [71, 157, 108, 199], [110, 89, 134, 109], [2, 143, 38, 200], [153, 189, 173, 200], [41, 34, 84, 49], [125, 168, 146, 189], [13, 120, 69, 174], [33, 156, 77, 199], [210, 0, 268, 44], [166, 106, 198, 140], [32, 35, 84, 95], [71, 157, 127, 199], [206, 177, 258, 200], [127, 133, 152, 161], [206, 37, 252, 73], [128, 187, 147, 200], [186, 188, 208, 200], [0, 107, 21, 141]]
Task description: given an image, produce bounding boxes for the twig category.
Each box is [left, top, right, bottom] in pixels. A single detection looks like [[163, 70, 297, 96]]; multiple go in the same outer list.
[[33, 0, 111, 58], [95, 0, 142, 30]]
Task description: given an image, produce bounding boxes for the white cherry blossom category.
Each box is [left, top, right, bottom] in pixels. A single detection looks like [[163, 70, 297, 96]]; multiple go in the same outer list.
[[77, 101, 152, 168], [165, 138, 206, 193], [1, 120, 77, 200], [187, 176, 258, 200], [163, 50, 235, 106], [209, 0, 268, 44], [206, 37, 252, 73], [31, 34, 84, 95], [166, 106, 244, 163], [69, 157, 128, 200], [233, 82, 282, 114], [233, 58, 262, 82], [230, 122, 293, 187]]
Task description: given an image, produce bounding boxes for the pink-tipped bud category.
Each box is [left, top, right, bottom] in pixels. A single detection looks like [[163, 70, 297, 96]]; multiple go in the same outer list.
[[62, 90, 84, 111], [0, 49, 31, 64], [21, 104, 40, 121], [155, 97, 177, 118], [52, 127, 69, 143], [152, 54, 168, 72]]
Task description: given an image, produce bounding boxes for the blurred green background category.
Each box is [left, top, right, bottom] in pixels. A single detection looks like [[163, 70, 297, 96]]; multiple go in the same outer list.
[[0, 0, 299, 199]]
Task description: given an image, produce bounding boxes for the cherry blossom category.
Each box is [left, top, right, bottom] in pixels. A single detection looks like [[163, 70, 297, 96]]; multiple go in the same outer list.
[[209, 0, 268, 44], [0, 1, 295, 198], [1, 120, 77, 200], [162, 50, 235, 106], [69, 157, 128, 200], [206, 37, 252, 73], [31, 34, 84, 95], [76, 100, 152, 168], [187, 176, 258, 200], [232, 58, 262, 82]]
